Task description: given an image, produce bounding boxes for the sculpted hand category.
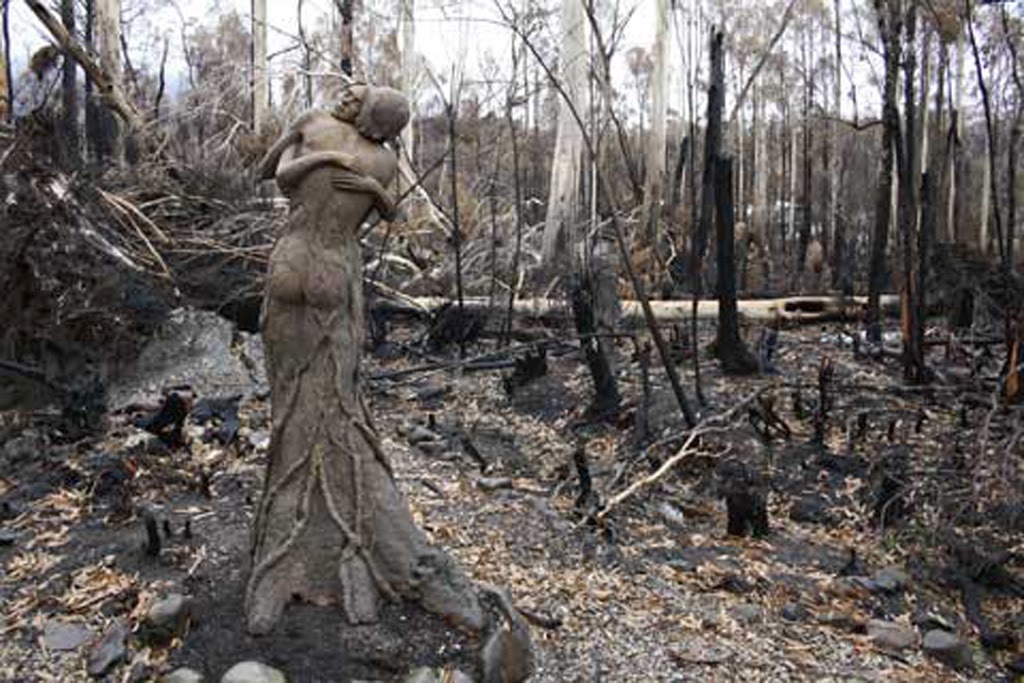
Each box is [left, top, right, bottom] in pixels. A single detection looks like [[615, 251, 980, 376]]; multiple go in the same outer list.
[[332, 171, 398, 221]]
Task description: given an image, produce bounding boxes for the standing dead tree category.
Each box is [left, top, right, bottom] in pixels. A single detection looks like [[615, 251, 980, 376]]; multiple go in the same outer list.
[[713, 155, 758, 375], [497, 2, 697, 428]]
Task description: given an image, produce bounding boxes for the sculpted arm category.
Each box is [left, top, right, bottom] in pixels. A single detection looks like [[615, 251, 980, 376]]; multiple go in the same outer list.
[[274, 150, 363, 191], [257, 129, 301, 181]]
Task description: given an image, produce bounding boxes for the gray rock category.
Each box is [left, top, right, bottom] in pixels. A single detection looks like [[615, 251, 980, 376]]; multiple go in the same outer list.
[[142, 594, 194, 643], [408, 425, 441, 445], [781, 602, 804, 622], [730, 603, 763, 624], [403, 668, 438, 683], [867, 619, 916, 650], [42, 620, 92, 651], [0, 529, 19, 546], [87, 619, 129, 677], [789, 493, 835, 524], [2, 431, 46, 466], [161, 668, 204, 683], [476, 477, 513, 491], [923, 629, 972, 669], [221, 662, 286, 683], [109, 308, 266, 410], [872, 567, 909, 593]]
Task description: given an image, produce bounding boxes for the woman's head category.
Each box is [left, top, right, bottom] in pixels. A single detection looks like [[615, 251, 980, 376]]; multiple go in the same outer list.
[[355, 87, 410, 142]]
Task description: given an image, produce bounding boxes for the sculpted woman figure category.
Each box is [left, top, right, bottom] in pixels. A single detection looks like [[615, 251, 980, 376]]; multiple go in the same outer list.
[[247, 84, 483, 636]]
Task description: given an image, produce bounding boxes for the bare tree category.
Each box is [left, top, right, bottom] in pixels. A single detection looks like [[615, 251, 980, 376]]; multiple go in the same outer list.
[[95, 0, 124, 162], [641, 0, 669, 250], [252, 0, 269, 133], [0, 0, 9, 123], [541, 0, 588, 269], [867, 0, 901, 343], [60, 0, 80, 168]]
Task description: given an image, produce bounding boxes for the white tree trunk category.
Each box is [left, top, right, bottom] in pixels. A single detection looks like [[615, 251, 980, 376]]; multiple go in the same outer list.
[[95, 0, 123, 161], [830, 0, 841, 265], [398, 0, 416, 162], [641, 0, 669, 248], [949, 29, 965, 243], [541, 0, 589, 268], [980, 144, 990, 253], [252, 0, 269, 133]]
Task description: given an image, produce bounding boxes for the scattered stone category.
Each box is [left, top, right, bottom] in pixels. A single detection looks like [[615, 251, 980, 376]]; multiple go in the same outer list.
[[407, 425, 442, 445], [781, 602, 804, 622], [818, 612, 866, 633], [161, 668, 205, 683], [41, 620, 92, 651], [142, 594, 195, 644], [789, 492, 834, 524], [866, 619, 916, 651], [658, 502, 686, 528], [669, 639, 732, 666], [87, 619, 130, 678], [730, 603, 762, 624], [872, 567, 909, 593], [0, 529, 18, 546], [221, 662, 286, 683], [923, 629, 972, 669], [402, 668, 437, 683], [476, 477, 513, 492]]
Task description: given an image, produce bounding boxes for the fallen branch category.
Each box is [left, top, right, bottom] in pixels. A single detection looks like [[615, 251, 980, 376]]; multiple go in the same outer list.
[[595, 390, 761, 522]]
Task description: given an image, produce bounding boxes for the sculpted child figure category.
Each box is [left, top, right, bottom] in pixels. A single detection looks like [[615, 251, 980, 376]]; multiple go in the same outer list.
[[247, 84, 484, 636]]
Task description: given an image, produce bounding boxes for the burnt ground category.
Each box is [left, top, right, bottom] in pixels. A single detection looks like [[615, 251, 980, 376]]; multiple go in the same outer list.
[[1, 315, 1022, 682]]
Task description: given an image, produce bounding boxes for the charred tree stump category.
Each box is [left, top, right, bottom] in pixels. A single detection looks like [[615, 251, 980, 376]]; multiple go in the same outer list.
[[717, 458, 769, 538], [570, 272, 620, 416], [870, 445, 910, 529]]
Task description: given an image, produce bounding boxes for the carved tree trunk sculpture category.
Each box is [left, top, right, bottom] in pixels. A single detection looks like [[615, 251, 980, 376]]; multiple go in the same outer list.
[[246, 86, 483, 637]]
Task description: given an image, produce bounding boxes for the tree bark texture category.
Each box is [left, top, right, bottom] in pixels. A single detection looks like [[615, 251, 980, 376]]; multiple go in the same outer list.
[[251, 0, 269, 134], [541, 0, 588, 269], [60, 0, 79, 169], [694, 29, 724, 293], [246, 88, 482, 636], [714, 155, 757, 375], [867, 1, 901, 342]]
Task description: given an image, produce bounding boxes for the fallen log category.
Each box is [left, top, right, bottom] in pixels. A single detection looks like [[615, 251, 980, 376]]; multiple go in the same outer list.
[[375, 294, 902, 326]]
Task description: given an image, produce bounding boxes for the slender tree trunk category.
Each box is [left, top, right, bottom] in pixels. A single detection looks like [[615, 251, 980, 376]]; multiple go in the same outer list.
[[251, 0, 269, 133], [798, 27, 812, 289], [504, 47, 525, 346], [84, 0, 100, 159], [60, 0, 80, 168], [93, 0, 123, 163], [951, 28, 965, 244], [337, 0, 354, 77], [831, 0, 845, 290], [0, 0, 10, 123], [1002, 6, 1021, 269], [714, 155, 757, 375], [867, 1, 901, 343], [642, 0, 669, 250], [695, 29, 724, 292], [541, 0, 588, 269], [898, 2, 925, 382], [399, 0, 416, 162], [967, 1, 1005, 267]]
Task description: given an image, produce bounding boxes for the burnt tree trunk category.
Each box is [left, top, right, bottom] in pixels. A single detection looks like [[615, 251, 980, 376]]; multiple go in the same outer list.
[[694, 29, 724, 299], [714, 155, 758, 375], [60, 0, 79, 169], [867, 2, 901, 343], [570, 271, 620, 416]]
